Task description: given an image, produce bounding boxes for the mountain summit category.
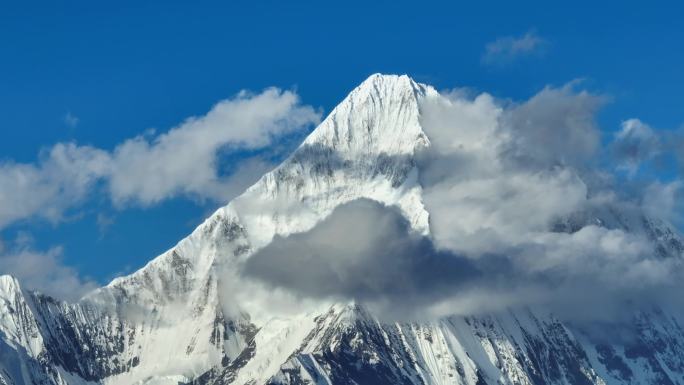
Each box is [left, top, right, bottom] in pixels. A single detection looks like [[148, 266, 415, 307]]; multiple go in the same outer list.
[[1, 74, 684, 385]]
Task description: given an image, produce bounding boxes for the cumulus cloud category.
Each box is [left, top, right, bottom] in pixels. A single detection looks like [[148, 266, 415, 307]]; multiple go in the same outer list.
[[482, 30, 546, 65], [107, 88, 320, 205], [0, 143, 109, 228], [240, 82, 684, 322], [418, 84, 603, 255], [500, 83, 606, 169], [243, 199, 480, 310], [422, 168, 588, 255], [642, 181, 683, 225], [417, 85, 684, 319], [4, 76, 684, 322], [0, 88, 320, 229], [609, 118, 684, 182], [241, 198, 681, 321]]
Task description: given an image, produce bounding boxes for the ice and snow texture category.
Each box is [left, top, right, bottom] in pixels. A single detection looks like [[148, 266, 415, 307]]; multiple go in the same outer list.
[[0, 74, 683, 385]]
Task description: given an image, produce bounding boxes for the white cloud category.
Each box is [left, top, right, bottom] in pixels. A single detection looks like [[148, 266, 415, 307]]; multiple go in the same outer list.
[[236, 82, 684, 322], [409, 83, 684, 319], [0, 143, 109, 228], [419, 84, 601, 255], [423, 168, 588, 255], [642, 180, 682, 224], [0, 244, 98, 301], [0, 88, 320, 229], [612, 118, 662, 175], [500, 83, 605, 169], [242, 199, 480, 320], [107, 88, 320, 205], [3, 77, 684, 319], [482, 30, 546, 64]]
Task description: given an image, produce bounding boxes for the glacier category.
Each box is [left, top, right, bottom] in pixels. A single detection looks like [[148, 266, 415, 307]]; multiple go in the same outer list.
[[1, 74, 684, 385]]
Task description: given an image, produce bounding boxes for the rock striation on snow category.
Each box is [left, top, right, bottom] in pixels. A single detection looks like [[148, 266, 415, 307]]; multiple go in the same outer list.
[[1, 74, 684, 385]]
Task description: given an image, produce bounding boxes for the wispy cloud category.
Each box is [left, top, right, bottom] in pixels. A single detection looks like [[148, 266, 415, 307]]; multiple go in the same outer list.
[[482, 30, 546, 65], [0, 235, 97, 301], [0, 88, 320, 230], [642, 181, 683, 225], [0, 143, 110, 229], [63, 111, 79, 128], [96, 212, 115, 237], [106, 88, 320, 206]]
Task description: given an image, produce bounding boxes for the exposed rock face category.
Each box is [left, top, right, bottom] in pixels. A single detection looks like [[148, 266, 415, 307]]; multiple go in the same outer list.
[[1, 74, 683, 385]]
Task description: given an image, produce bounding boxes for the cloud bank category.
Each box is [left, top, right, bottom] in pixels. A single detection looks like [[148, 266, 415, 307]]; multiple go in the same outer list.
[[417, 84, 684, 319], [2, 76, 683, 319], [242, 81, 684, 322], [244, 199, 480, 312]]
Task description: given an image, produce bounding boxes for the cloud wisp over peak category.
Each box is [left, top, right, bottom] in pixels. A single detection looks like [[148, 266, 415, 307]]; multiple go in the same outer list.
[[240, 78, 684, 322]]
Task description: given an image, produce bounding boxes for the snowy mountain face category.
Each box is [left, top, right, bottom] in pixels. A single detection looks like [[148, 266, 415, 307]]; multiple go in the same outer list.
[[2, 74, 684, 385]]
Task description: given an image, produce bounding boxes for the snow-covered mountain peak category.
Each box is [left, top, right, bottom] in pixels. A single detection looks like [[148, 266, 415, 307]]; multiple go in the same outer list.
[[5, 75, 684, 385], [350, 73, 426, 102], [0, 274, 19, 292], [222, 74, 433, 247], [82, 73, 435, 323], [301, 73, 433, 159]]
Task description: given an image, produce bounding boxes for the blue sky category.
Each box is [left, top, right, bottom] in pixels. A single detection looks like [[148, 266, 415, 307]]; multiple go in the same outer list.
[[0, 0, 682, 293]]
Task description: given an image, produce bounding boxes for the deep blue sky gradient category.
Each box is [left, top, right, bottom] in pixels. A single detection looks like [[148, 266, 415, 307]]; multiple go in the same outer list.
[[1, 0, 682, 282]]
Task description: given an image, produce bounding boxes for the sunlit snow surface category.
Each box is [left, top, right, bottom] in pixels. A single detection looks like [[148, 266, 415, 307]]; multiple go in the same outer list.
[[1, 75, 684, 385]]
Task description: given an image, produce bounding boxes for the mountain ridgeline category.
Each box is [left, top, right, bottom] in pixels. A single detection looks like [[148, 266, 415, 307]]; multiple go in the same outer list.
[[1, 74, 684, 385]]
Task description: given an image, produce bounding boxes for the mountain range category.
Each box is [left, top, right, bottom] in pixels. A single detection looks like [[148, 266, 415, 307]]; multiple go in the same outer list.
[[2, 74, 684, 385]]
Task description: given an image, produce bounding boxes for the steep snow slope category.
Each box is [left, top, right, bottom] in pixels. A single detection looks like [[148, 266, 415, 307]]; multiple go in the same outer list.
[[0, 74, 683, 385]]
